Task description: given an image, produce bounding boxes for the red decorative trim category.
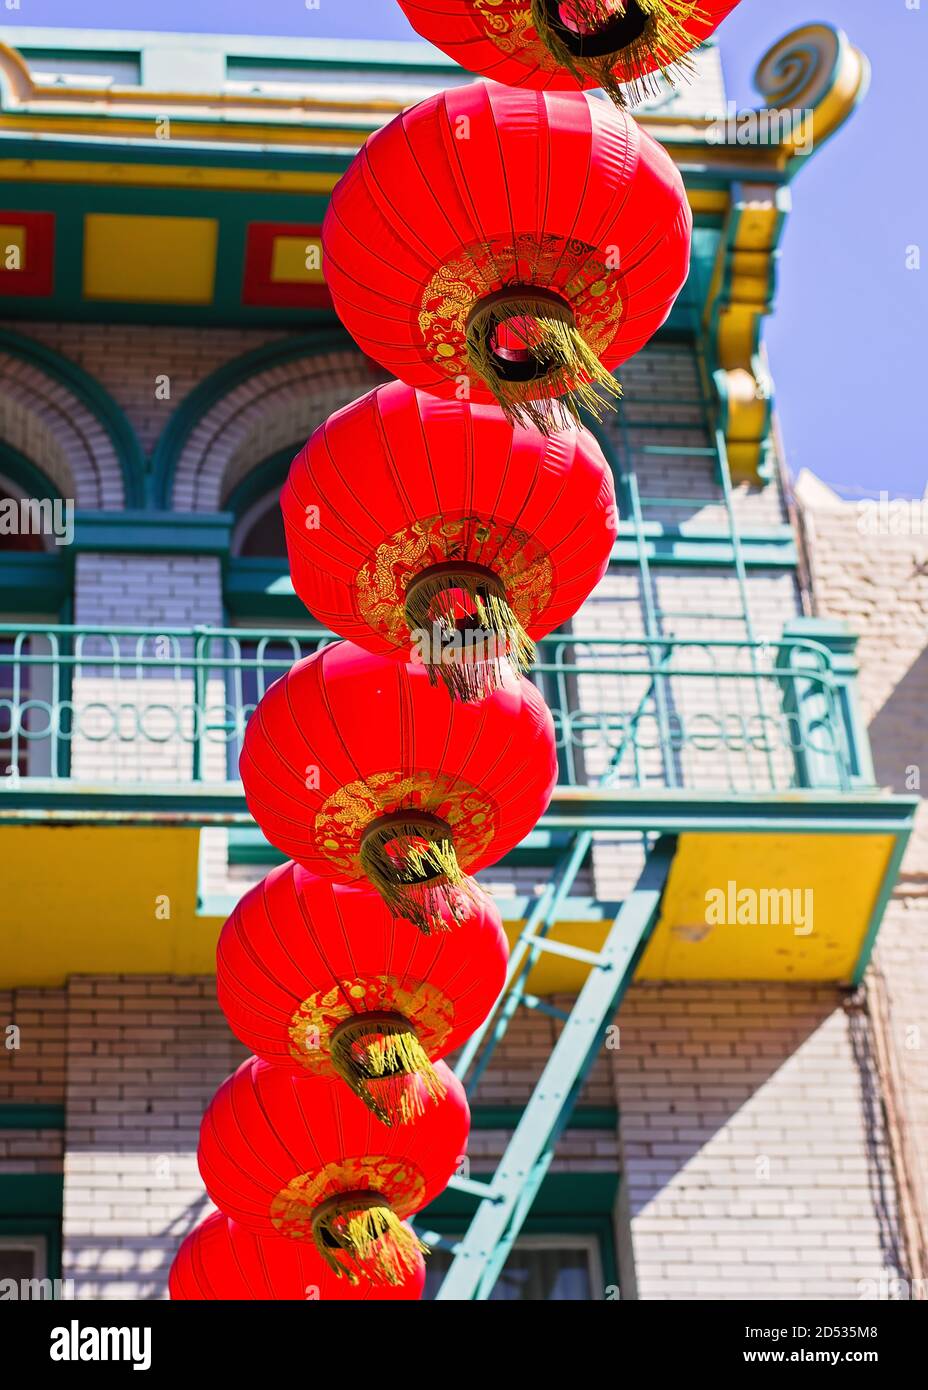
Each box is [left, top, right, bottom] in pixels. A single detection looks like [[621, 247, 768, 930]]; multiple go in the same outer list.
[[242, 221, 331, 309], [0, 211, 55, 298]]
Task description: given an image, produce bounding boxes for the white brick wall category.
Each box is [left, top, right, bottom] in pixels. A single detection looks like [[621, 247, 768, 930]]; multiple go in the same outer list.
[[613, 983, 905, 1300], [796, 483, 928, 1251], [71, 555, 227, 783]]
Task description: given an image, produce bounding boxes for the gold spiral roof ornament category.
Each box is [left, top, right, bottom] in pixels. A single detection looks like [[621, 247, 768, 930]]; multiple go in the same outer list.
[[752, 23, 870, 166]]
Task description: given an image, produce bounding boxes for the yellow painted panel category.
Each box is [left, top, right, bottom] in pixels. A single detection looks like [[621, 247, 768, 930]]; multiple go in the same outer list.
[[0, 224, 26, 268], [82, 213, 217, 304], [637, 832, 895, 982], [270, 235, 324, 284], [0, 828, 894, 991], [0, 826, 216, 988]]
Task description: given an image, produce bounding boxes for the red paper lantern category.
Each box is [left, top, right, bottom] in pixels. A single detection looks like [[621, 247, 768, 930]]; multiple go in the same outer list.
[[322, 80, 690, 429], [239, 640, 557, 933], [198, 1057, 468, 1284], [395, 2, 742, 107], [169, 1211, 425, 1301], [282, 380, 617, 700], [216, 865, 508, 1124]]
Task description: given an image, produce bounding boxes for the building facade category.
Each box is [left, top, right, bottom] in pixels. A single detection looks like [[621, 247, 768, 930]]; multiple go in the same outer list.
[[0, 22, 924, 1300]]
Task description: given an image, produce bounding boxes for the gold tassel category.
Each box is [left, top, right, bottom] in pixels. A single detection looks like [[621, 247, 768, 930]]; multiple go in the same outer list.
[[465, 291, 620, 433], [529, 0, 708, 108], [359, 813, 477, 934], [405, 562, 536, 702], [330, 1013, 447, 1125], [311, 1192, 429, 1286]]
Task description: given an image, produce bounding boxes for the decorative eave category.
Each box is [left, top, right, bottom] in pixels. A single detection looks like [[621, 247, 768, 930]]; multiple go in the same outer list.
[[703, 24, 870, 481], [0, 27, 866, 165], [0, 23, 868, 482]]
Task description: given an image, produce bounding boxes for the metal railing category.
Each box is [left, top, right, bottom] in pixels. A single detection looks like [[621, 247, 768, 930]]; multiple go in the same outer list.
[[0, 624, 860, 794]]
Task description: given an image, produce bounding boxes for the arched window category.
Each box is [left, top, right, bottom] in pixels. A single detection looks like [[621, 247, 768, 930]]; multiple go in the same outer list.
[[233, 491, 287, 559]]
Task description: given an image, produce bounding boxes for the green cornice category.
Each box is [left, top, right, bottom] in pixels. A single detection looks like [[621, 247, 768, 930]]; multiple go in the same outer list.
[[0, 328, 146, 507], [73, 509, 233, 555]]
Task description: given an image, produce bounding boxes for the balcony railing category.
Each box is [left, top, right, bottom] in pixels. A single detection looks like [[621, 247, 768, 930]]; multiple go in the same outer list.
[[0, 624, 865, 795]]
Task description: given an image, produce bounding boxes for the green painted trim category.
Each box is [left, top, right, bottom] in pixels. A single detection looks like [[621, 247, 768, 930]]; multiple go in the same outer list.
[[422, 1172, 619, 1222], [73, 510, 233, 556], [18, 46, 142, 64], [0, 1104, 65, 1131], [613, 523, 797, 568], [149, 331, 355, 507], [0, 1173, 63, 1217], [0, 177, 340, 331], [223, 557, 307, 621], [225, 52, 457, 77], [0, 329, 146, 508], [0, 783, 918, 837], [469, 1107, 617, 1132], [851, 827, 914, 987], [0, 554, 69, 614]]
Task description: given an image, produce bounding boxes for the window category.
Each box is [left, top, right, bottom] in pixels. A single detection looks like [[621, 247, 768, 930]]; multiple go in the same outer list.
[[235, 494, 287, 558], [0, 1234, 47, 1282], [423, 1234, 605, 1301]]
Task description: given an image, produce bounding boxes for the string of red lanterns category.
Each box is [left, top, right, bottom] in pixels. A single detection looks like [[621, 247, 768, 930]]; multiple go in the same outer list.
[[172, 4, 699, 1300]]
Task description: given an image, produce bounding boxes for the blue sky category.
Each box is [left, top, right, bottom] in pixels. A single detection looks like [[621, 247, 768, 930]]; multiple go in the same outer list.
[[2, 0, 926, 498]]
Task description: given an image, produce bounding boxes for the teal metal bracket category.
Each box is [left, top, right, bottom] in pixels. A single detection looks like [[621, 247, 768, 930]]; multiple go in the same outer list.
[[777, 617, 876, 789], [432, 836, 675, 1301], [0, 782, 917, 835]]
